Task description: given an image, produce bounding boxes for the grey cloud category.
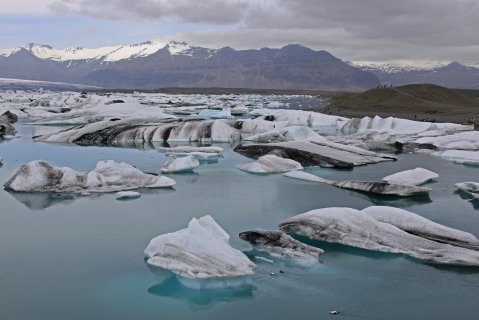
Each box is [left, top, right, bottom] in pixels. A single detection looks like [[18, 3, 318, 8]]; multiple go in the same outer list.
[[49, 0, 479, 62]]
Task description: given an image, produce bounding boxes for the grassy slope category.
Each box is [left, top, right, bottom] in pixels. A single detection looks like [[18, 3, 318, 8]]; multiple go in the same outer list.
[[326, 84, 479, 124]]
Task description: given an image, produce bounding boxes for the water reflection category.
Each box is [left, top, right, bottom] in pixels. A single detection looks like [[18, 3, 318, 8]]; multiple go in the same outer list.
[[6, 187, 177, 211], [455, 190, 479, 210], [351, 190, 433, 208], [146, 266, 254, 311]]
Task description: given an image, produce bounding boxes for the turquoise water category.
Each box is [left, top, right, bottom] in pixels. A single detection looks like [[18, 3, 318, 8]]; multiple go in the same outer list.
[[1, 124, 478, 320]]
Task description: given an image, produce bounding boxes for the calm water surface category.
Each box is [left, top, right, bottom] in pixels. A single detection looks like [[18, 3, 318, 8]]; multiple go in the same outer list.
[[0, 124, 478, 320]]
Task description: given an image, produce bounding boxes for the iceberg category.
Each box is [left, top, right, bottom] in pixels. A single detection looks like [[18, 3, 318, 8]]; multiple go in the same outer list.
[[382, 168, 439, 186], [166, 151, 220, 162], [284, 171, 431, 196], [239, 229, 323, 266], [116, 191, 142, 200], [279, 207, 479, 266], [0, 110, 17, 137], [198, 107, 234, 120], [144, 215, 256, 284], [244, 126, 322, 143], [4, 160, 176, 193], [362, 206, 479, 250], [413, 131, 479, 150], [234, 140, 395, 168], [455, 182, 479, 199], [238, 155, 303, 174], [161, 155, 200, 173], [440, 150, 479, 166], [158, 146, 224, 156]]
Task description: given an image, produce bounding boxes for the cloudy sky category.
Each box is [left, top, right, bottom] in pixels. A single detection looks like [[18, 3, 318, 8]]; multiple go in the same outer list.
[[1, 0, 478, 64]]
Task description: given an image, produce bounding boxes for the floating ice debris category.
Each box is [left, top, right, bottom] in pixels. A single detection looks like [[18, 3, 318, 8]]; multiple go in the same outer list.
[[4, 160, 176, 193], [279, 207, 479, 266], [166, 151, 220, 162], [255, 256, 274, 263], [116, 191, 142, 200], [161, 155, 200, 173], [238, 155, 303, 174], [158, 146, 224, 156], [382, 168, 439, 186], [239, 229, 323, 266], [330, 310, 339, 315], [0, 110, 17, 137], [455, 182, 479, 199], [362, 206, 479, 250], [235, 141, 395, 168], [440, 150, 479, 166], [284, 171, 431, 196], [144, 215, 256, 283]]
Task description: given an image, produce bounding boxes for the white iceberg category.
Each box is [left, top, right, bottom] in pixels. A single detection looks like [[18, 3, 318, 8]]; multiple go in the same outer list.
[[279, 207, 479, 266], [158, 146, 224, 155], [238, 155, 303, 174], [4, 160, 176, 193], [161, 155, 200, 173], [198, 107, 234, 120], [244, 126, 322, 143], [455, 182, 479, 199], [440, 150, 479, 165], [116, 191, 142, 200], [144, 215, 256, 283], [413, 131, 479, 150], [239, 229, 323, 266], [361, 206, 479, 249], [382, 168, 439, 186], [284, 171, 431, 196], [165, 151, 220, 161]]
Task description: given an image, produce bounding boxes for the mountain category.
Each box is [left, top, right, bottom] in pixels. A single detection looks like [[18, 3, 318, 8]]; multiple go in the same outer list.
[[353, 61, 479, 89], [0, 41, 379, 91]]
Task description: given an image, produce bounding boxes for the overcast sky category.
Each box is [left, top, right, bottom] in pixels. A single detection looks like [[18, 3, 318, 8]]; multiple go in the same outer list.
[[1, 0, 478, 64]]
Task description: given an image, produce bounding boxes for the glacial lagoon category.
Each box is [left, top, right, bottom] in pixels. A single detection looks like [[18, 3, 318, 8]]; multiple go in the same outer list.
[[1, 119, 479, 320]]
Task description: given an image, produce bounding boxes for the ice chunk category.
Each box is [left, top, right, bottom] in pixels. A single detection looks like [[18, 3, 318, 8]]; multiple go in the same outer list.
[[244, 126, 322, 143], [279, 207, 479, 266], [166, 151, 220, 162], [144, 215, 256, 281], [284, 171, 431, 196], [362, 206, 479, 250], [4, 160, 176, 193], [161, 155, 200, 173], [235, 140, 395, 168], [116, 191, 141, 200], [238, 155, 303, 174], [239, 229, 323, 266], [413, 131, 479, 150], [382, 168, 438, 186], [198, 107, 234, 120], [440, 150, 479, 166], [158, 146, 224, 155], [455, 182, 479, 199]]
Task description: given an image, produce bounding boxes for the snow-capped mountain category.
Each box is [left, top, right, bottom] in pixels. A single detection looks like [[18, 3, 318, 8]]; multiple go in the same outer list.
[[351, 60, 479, 89], [0, 41, 379, 90], [0, 41, 207, 63]]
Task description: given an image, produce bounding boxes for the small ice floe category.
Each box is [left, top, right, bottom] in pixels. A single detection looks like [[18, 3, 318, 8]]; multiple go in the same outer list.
[[144, 215, 256, 288], [4, 160, 176, 193], [382, 168, 439, 186], [166, 151, 220, 162], [440, 150, 479, 166], [455, 182, 479, 200], [279, 207, 479, 266], [240, 229, 323, 266], [235, 140, 395, 168], [284, 171, 431, 197], [238, 155, 303, 174], [161, 155, 200, 173], [116, 191, 141, 200], [159, 146, 224, 156], [198, 107, 234, 120]]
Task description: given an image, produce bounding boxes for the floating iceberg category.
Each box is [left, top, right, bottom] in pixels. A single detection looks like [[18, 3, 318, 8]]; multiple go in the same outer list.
[[238, 155, 303, 174], [198, 107, 234, 120], [440, 150, 479, 166], [0, 110, 17, 137], [158, 146, 224, 156], [116, 191, 142, 200], [455, 182, 479, 199], [279, 207, 479, 266], [284, 171, 431, 196], [341, 116, 471, 135], [413, 131, 479, 150], [4, 160, 176, 193], [161, 155, 200, 173], [235, 140, 395, 168], [244, 126, 322, 143], [144, 215, 256, 284], [239, 229, 323, 266], [382, 168, 438, 186], [362, 206, 479, 250]]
